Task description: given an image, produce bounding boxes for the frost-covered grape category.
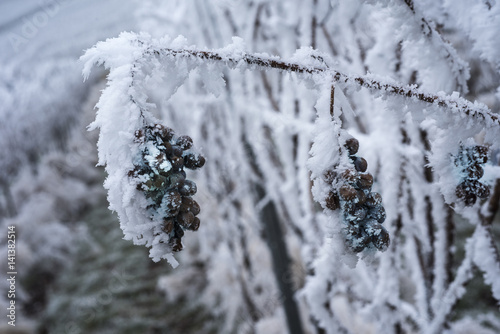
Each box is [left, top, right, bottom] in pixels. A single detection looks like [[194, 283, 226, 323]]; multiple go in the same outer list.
[[368, 205, 386, 223], [161, 190, 182, 215], [179, 180, 197, 196], [178, 211, 195, 228], [454, 145, 490, 206], [344, 225, 370, 253], [341, 169, 359, 184], [184, 153, 206, 169], [357, 173, 373, 190], [153, 174, 168, 189], [170, 156, 184, 170], [323, 169, 337, 183], [466, 163, 484, 180], [365, 192, 382, 207], [352, 206, 368, 221], [471, 180, 490, 198], [345, 137, 359, 156], [339, 184, 357, 201], [180, 197, 201, 215], [176, 135, 193, 150], [167, 173, 185, 189], [174, 224, 185, 238], [464, 193, 477, 206], [365, 221, 390, 251], [190, 217, 201, 231], [169, 238, 183, 252], [190, 200, 201, 216], [171, 145, 184, 158], [180, 196, 194, 212], [353, 157, 367, 172], [356, 189, 367, 205], [162, 218, 174, 234], [158, 125, 175, 142], [325, 191, 340, 210], [468, 145, 488, 164], [455, 182, 467, 198], [162, 141, 173, 156], [195, 155, 206, 168], [134, 129, 145, 143]]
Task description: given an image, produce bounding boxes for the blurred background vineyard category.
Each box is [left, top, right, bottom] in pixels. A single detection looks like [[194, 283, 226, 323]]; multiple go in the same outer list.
[[1, 0, 500, 333]]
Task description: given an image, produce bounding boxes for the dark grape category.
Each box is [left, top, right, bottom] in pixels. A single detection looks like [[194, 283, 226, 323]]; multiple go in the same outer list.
[[190, 200, 201, 216], [162, 219, 174, 234], [356, 189, 367, 205], [179, 180, 197, 196], [472, 181, 490, 199], [352, 206, 368, 221], [344, 225, 369, 253], [468, 145, 488, 164], [455, 182, 467, 198], [158, 125, 175, 142], [190, 217, 201, 231], [368, 205, 386, 223], [323, 169, 337, 183], [180, 196, 194, 213], [357, 173, 373, 190], [162, 141, 173, 156], [134, 129, 145, 143], [178, 211, 195, 228], [466, 163, 484, 180], [174, 224, 185, 238], [142, 179, 154, 191], [325, 191, 340, 210], [341, 169, 359, 184], [180, 197, 201, 215], [167, 173, 185, 189], [365, 192, 382, 207], [464, 193, 477, 206], [170, 156, 184, 170], [339, 184, 357, 201], [353, 157, 368, 173], [153, 174, 167, 189], [197, 155, 206, 168], [171, 145, 184, 158], [345, 138, 359, 156], [365, 221, 390, 251], [184, 153, 206, 169], [176, 135, 193, 150], [162, 190, 182, 210], [169, 238, 183, 252]]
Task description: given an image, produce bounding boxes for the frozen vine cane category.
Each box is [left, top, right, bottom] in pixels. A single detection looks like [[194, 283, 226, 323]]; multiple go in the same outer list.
[[129, 123, 205, 252]]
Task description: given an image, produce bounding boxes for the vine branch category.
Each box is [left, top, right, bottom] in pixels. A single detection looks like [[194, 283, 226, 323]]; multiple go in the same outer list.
[[150, 47, 499, 127]]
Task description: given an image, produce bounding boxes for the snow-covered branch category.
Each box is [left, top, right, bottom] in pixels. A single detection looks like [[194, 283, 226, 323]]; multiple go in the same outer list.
[[147, 45, 499, 127]]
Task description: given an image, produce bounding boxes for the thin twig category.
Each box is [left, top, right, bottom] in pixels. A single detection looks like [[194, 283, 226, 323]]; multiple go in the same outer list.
[[402, 0, 469, 92]]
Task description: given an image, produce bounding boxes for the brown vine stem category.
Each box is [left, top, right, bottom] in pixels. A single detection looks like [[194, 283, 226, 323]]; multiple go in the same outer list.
[[330, 85, 335, 117], [150, 48, 500, 127]]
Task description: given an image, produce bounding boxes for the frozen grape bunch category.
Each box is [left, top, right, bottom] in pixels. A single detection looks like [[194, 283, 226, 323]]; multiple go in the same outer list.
[[322, 137, 390, 253], [454, 145, 490, 206], [129, 123, 205, 252]]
